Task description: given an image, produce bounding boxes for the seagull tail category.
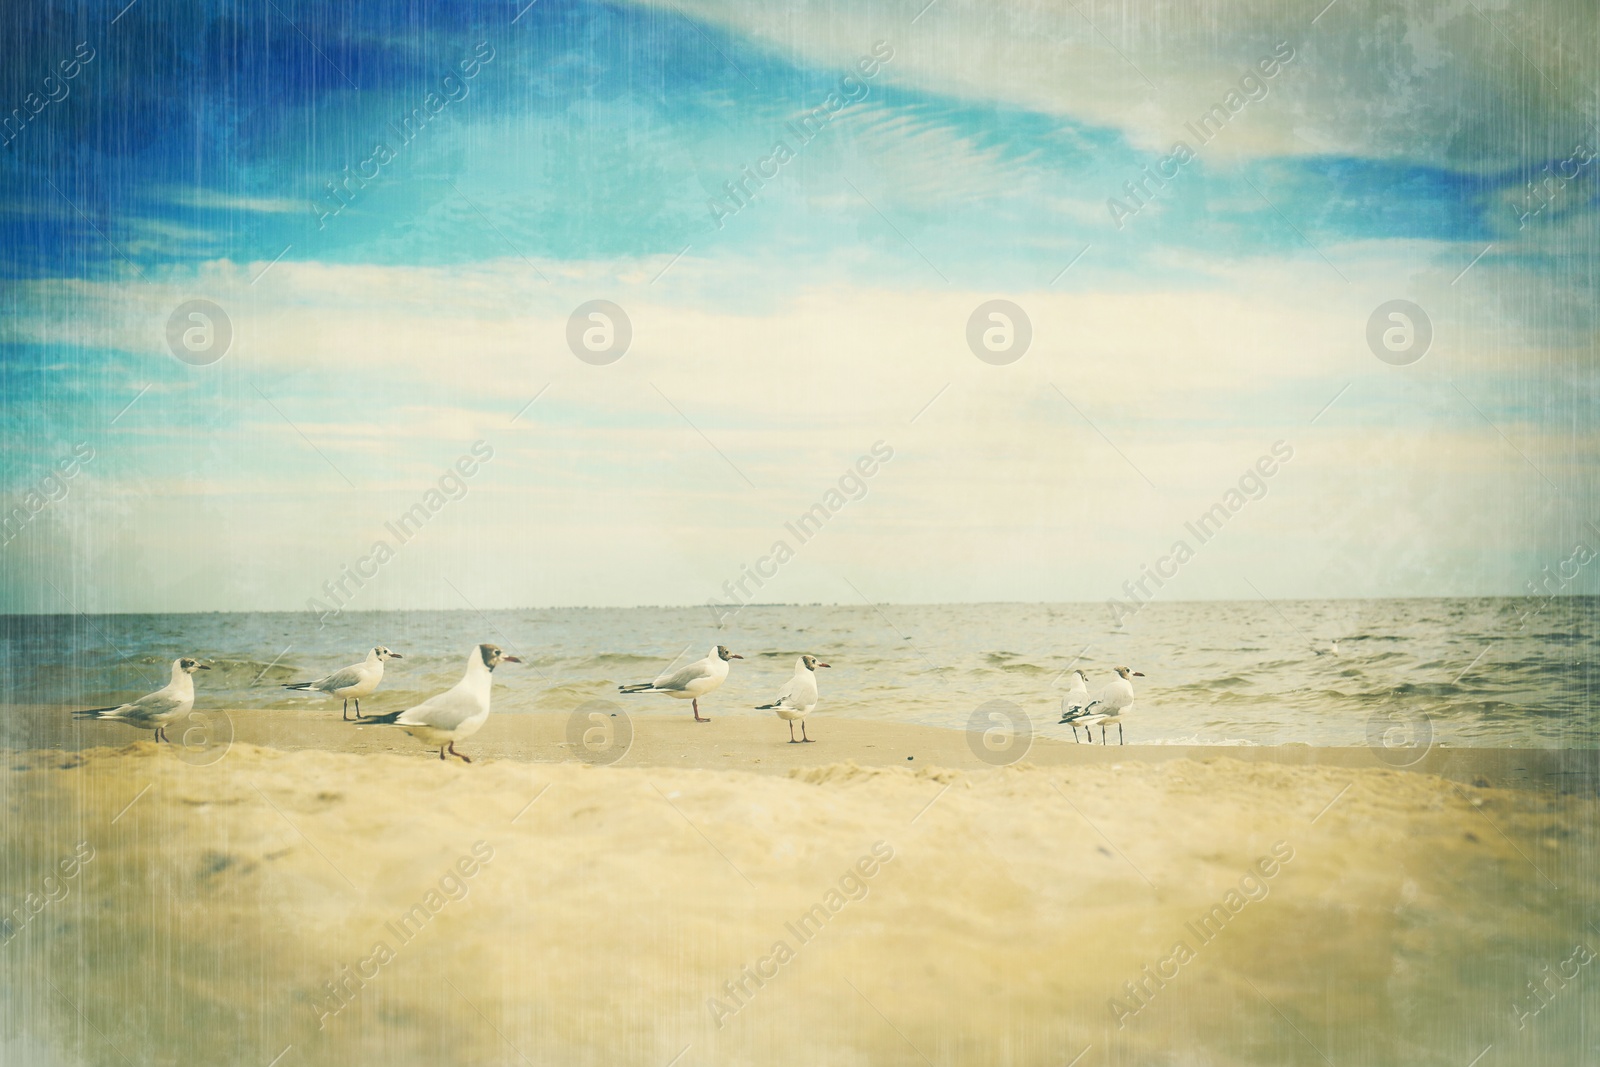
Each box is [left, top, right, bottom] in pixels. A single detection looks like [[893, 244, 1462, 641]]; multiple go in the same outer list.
[[755, 701, 781, 710], [617, 683, 656, 694], [352, 710, 403, 725], [282, 682, 317, 691], [73, 706, 120, 719]]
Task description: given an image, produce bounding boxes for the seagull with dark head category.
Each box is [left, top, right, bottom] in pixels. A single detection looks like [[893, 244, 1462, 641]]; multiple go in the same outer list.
[[74, 657, 211, 743], [757, 653, 830, 742], [359, 643, 519, 762], [619, 644, 741, 722], [1073, 666, 1143, 745], [283, 645, 402, 720], [1057, 669, 1094, 742]]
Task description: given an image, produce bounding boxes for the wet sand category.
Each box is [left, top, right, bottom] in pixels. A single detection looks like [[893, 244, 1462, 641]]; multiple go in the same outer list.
[[5, 703, 1596, 790], [1, 709, 1597, 1065]]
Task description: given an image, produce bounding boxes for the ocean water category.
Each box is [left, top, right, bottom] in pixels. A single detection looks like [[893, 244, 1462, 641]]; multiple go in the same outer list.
[[1, 597, 1596, 747]]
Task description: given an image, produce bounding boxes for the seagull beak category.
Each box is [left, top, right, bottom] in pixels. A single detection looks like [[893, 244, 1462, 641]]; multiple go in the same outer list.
[[1132, 671, 1144, 677], [197, 664, 212, 670], [502, 655, 523, 663], [730, 653, 743, 659], [389, 652, 403, 658], [817, 662, 831, 668]]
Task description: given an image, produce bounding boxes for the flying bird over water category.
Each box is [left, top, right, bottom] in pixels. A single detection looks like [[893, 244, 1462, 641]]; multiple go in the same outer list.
[[757, 654, 829, 742], [1071, 666, 1143, 745], [619, 644, 742, 723], [358, 643, 519, 762], [74, 657, 210, 743], [283, 645, 402, 720]]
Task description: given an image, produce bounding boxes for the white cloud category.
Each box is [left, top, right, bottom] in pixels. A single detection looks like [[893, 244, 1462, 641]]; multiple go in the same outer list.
[[5, 236, 1591, 610], [640, 0, 1597, 169]]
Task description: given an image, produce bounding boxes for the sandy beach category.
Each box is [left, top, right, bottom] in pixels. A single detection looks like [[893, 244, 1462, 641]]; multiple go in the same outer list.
[[2, 709, 1597, 1066]]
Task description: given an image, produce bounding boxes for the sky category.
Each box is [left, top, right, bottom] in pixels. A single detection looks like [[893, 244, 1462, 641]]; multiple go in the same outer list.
[[1, 0, 1597, 614]]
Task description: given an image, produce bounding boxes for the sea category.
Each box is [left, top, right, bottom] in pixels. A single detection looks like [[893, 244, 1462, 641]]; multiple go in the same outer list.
[[2, 597, 1596, 748]]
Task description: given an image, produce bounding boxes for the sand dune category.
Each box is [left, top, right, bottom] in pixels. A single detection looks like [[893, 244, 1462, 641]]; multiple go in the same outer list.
[[2, 718, 1597, 1065]]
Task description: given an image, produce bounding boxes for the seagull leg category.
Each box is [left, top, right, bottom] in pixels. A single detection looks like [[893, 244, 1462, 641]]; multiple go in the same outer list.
[[354, 698, 361, 720], [154, 726, 165, 743], [788, 721, 798, 743], [1100, 724, 1106, 745], [693, 698, 709, 723], [439, 746, 447, 761], [1119, 722, 1124, 745], [448, 742, 472, 763], [1070, 723, 1079, 743], [343, 698, 350, 722], [801, 721, 813, 742]]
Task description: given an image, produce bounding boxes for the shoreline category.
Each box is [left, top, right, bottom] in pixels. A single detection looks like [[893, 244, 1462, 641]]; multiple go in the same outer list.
[[4, 704, 1596, 792]]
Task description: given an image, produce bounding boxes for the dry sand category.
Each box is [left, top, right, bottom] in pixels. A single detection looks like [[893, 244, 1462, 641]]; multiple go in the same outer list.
[[2, 708, 1597, 1065]]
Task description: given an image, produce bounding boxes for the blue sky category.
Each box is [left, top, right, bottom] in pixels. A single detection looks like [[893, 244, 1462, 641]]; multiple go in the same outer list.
[[2, 0, 1597, 613]]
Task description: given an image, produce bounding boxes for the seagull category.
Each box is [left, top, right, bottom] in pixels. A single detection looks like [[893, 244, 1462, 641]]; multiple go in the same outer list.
[[1056, 669, 1094, 742], [1312, 638, 1341, 656], [757, 654, 829, 742], [283, 645, 402, 720], [358, 643, 519, 762], [619, 644, 742, 723], [1073, 666, 1143, 745], [73, 657, 210, 743]]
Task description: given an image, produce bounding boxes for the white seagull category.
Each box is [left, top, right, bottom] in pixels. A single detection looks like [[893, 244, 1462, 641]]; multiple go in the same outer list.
[[619, 644, 742, 723], [360, 643, 519, 762], [74, 657, 210, 743], [1056, 669, 1094, 742], [283, 645, 402, 720], [756, 654, 830, 743], [1072, 666, 1143, 745]]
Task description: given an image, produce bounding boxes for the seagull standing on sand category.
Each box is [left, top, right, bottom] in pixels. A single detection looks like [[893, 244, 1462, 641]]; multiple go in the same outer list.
[[1073, 666, 1143, 745], [359, 643, 519, 762], [618, 644, 742, 723], [756, 654, 829, 742], [73, 657, 210, 743], [282, 645, 402, 720], [1057, 669, 1094, 742]]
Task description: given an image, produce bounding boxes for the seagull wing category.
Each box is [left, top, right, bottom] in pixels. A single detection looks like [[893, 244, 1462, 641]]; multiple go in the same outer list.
[[757, 673, 801, 710], [1059, 682, 1093, 721], [395, 688, 480, 732], [316, 664, 368, 692], [651, 658, 713, 692], [117, 689, 188, 723]]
